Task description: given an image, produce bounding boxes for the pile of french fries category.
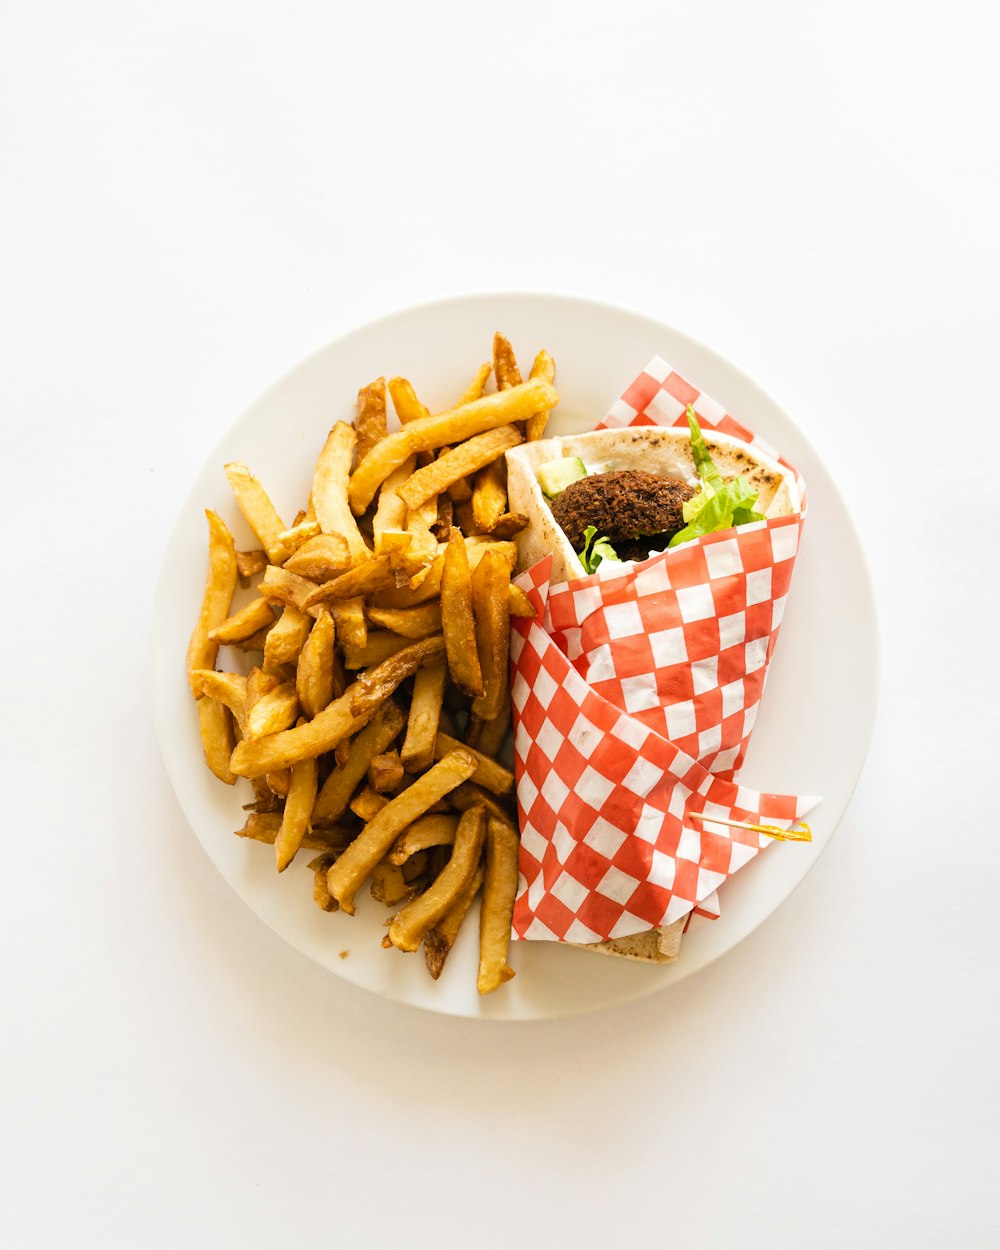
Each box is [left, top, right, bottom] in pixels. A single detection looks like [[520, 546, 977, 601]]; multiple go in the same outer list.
[[186, 334, 557, 993]]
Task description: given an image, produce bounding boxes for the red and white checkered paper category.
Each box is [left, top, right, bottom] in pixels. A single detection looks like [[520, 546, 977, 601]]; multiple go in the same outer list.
[[510, 357, 817, 944]]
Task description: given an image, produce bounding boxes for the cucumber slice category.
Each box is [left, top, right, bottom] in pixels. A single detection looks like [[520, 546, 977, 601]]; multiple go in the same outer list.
[[537, 456, 587, 498]]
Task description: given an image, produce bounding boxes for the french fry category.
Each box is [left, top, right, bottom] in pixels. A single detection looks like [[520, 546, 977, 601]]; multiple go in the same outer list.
[[230, 680, 374, 776], [231, 627, 270, 652], [396, 426, 524, 511], [389, 814, 458, 865], [424, 865, 484, 980], [246, 666, 279, 711], [450, 781, 517, 829], [470, 549, 510, 721], [312, 421, 371, 565], [263, 606, 312, 671], [313, 700, 407, 822], [370, 860, 411, 906], [308, 854, 339, 911], [246, 680, 299, 739], [326, 748, 478, 913], [471, 459, 508, 533], [368, 750, 404, 794], [492, 332, 522, 390], [191, 669, 249, 735], [367, 602, 443, 640], [330, 597, 368, 651], [372, 457, 415, 556], [347, 377, 558, 515], [368, 556, 444, 609], [507, 583, 536, 617], [526, 349, 556, 441], [355, 377, 387, 464], [399, 659, 446, 773], [186, 510, 238, 695], [236, 548, 269, 586], [388, 377, 430, 424], [197, 696, 236, 784], [275, 745, 318, 872], [349, 635, 447, 721], [276, 519, 320, 553], [295, 610, 336, 718], [440, 532, 483, 697], [284, 533, 351, 581], [468, 692, 511, 758], [302, 555, 396, 609], [434, 731, 513, 795], [208, 597, 276, 645], [490, 512, 528, 540], [343, 631, 414, 671], [385, 805, 486, 952], [259, 564, 322, 615], [224, 463, 290, 564], [431, 494, 453, 542], [458, 363, 491, 405], [266, 769, 290, 797], [447, 466, 473, 504], [350, 787, 389, 822], [236, 812, 353, 854], [403, 495, 440, 575], [477, 816, 519, 993]]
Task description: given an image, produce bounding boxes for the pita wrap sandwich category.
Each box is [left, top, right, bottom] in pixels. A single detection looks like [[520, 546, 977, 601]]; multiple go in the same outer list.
[[504, 412, 802, 963]]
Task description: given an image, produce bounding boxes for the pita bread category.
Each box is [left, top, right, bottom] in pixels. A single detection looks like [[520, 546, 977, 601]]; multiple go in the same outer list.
[[505, 425, 800, 963]]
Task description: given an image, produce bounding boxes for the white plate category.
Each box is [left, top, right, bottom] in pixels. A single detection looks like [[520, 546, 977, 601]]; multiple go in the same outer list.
[[152, 292, 878, 1020]]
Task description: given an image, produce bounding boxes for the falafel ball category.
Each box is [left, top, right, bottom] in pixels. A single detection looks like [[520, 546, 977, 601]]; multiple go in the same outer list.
[[549, 469, 695, 561]]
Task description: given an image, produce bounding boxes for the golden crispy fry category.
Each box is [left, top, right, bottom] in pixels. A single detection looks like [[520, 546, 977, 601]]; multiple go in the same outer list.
[[526, 349, 556, 441], [450, 781, 517, 829], [350, 787, 389, 822], [186, 510, 238, 695], [490, 512, 529, 540], [275, 746, 318, 872], [313, 700, 406, 822], [283, 533, 352, 581], [507, 583, 537, 618], [468, 692, 511, 758], [387, 376, 430, 424], [308, 854, 339, 911], [471, 459, 508, 533], [295, 609, 336, 718], [312, 421, 371, 565], [458, 363, 491, 405], [368, 556, 444, 609], [230, 680, 374, 776], [236, 812, 353, 854], [466, 536, 517, 564], [403, 495, 440, 576], [191, 669, 249, 735], [276, 519, 321, 553], [224, 463, 290, 564], [399, 659, 446, 773], [330, 596, 367, 651], [258, 565, 322, 615], [389, 814, 458, 865], [266, 769, 290, 797], [492, 333, 522, 391], [372, 457, 415, 557], [470, 549, 511, 721], [326, 748, 478, 914], [348, 377, 558, 515], [236, 548, 269, 586], [246, 680, 298, 739], [386, 805, 486, 952], [440, 531, 483, 698], [349, 635, 446, 721], [367, 602, 443, 640], [434, 731, 513, 795], [446, 462, 473, 504], [246, 666, 279, 710], [197, 696, 236, 784], [343, 631, 417, 671], [368, 749, 404, 793], [371, 860, 411, 906], [208, 597, 276, 645], [397, 426, 524, 511], [263, 606, 312, 671], [230, 627, 270, 651], [302, 555, 396, 608], [477, 816, 519, 993], [355, 378, 387, 464], [424, 865, 484, 980], [431, 495, 453, 541]]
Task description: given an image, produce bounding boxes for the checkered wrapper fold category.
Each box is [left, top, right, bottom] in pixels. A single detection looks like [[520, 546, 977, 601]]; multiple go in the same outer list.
[[509, 357, 818, 944]]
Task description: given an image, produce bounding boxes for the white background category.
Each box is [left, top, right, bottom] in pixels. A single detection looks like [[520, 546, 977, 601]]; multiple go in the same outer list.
[[2, 2, 998, 1247]]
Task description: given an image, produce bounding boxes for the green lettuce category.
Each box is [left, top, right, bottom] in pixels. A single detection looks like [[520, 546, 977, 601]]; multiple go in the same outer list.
[[580, 525, 622, 573], [668, 406, 766, 548]]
